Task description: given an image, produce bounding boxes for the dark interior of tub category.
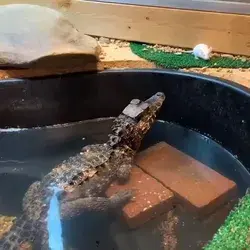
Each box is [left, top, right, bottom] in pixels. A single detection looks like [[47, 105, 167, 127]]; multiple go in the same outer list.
[[0, 69, 250, 250]]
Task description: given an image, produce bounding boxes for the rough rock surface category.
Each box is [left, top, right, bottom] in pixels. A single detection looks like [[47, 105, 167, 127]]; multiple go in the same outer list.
[[0, 4, 100, 68]]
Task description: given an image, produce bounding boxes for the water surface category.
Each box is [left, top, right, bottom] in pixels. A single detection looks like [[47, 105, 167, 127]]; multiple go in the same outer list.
[[0, 118, 249, 249]]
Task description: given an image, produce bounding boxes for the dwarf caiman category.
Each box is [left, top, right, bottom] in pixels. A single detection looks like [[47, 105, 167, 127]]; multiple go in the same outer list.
[[0, 92, 165, 250]]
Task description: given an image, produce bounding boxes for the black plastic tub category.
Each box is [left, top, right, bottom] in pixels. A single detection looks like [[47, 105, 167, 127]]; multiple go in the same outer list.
[[0, 69, 249, 250]]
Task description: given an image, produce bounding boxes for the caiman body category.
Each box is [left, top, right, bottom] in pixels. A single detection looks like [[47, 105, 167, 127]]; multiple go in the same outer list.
[[0, 92, 165, 250]]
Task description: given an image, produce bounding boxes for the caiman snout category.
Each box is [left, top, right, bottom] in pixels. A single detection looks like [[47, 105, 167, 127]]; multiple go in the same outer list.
[[122, 92, 165, 119], [146, 92, 165, 105], [144, 92, 166, 114]]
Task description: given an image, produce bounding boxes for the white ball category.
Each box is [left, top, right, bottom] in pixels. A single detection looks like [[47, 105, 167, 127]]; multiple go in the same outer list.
[[192, 44, 213, 60]]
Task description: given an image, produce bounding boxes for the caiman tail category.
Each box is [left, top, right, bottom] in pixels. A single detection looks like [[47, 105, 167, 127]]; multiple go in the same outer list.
[[0, 214, 38, 249], [0, 185, 61, 250]]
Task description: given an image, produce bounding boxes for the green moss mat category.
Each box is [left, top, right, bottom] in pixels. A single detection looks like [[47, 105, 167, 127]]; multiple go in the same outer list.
[[130, 42, 250, 69], [204, 192, 250, 250]]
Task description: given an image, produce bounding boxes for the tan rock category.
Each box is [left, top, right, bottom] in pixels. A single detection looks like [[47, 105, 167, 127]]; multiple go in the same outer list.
[[0, 4, 100, 68]]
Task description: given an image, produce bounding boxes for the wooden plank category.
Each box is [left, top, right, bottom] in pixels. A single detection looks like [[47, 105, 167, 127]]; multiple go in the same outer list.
[[64, 1, 250, 56], [0, 1, 250, 56], [93, 0, 250, 15]]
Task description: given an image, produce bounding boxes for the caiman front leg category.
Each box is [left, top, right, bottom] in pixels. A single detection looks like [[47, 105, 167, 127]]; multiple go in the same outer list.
[[116, 162, 135, 184], [82, 162, 135, 196], [60, 189, 133, 220], [63, 159, 135, 200], [59, 162, 135, 219], [23, 178, 134, 222]]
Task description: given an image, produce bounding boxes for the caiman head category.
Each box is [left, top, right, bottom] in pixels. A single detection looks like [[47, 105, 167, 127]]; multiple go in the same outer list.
[[108, 92, 165, 151]]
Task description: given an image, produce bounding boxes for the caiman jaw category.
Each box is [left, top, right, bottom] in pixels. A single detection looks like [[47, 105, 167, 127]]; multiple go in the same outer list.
[[132, 92, 165, 136], [109, 92, 166, 150], [122, 92, 165, 121]]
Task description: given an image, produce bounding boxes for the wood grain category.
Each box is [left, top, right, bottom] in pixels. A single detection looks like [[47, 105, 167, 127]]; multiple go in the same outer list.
[[59, 1, 250, 56], [1, 1, 250, 56]]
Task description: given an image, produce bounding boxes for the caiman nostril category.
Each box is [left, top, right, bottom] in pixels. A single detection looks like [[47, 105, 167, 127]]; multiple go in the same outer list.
[[156, 92, 165, 98]]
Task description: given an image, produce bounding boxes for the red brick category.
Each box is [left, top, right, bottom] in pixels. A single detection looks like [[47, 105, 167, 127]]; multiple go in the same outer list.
[[135, 142, 238, 217], [106, 167, 174, 229]]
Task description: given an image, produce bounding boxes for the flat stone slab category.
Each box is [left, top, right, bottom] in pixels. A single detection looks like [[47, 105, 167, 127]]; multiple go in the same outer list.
[[135, 142, 238, 217]]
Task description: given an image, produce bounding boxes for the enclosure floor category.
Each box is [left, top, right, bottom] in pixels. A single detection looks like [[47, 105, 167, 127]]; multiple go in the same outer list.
[[100, 44, 250, 88], [0, 43, 249, 88]]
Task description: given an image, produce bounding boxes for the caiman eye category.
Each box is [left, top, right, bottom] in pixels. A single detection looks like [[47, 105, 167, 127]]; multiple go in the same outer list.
[[156, 92, 164, 97], [125, 123, 130, 129], [130, 99, 140, 105]]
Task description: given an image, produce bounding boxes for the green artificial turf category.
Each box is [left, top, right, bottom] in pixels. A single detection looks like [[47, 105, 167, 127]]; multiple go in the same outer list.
[[204, 191, 250, 250], [130, 42, 250, 69]]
